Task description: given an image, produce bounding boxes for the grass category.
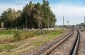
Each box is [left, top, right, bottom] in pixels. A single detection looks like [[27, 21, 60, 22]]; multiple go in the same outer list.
[[0, 30, 36, 43], [0, 29, 16, 37], [34, 30, 63, 46], [0, 28, 67, 55], [0, 30, 16, 43], [0, 44, 15, 52]]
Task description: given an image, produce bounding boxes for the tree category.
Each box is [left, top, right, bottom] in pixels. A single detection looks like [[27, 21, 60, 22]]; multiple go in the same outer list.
[[42, 0, 56, 28], [0, 0, 56, 29], [0, 8, 21, 28], [21, 1, 36, 29], [33, 3, 43, 29]]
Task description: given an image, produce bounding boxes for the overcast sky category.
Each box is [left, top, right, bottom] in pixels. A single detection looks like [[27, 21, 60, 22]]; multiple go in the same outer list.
[[0, 0, 85, 25]]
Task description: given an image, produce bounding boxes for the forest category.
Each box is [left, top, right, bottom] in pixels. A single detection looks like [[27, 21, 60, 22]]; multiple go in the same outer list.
[[0, 0, 56, 29]]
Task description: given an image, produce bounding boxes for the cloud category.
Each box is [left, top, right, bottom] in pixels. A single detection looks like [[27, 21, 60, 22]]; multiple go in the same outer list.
[[51, 0, 85, 6], [51, 4, 85, 16], [50, 4, 85, 25], [0, 4, 24, 15], [14, 0, 30, 4], [14, 0, 42, 4]]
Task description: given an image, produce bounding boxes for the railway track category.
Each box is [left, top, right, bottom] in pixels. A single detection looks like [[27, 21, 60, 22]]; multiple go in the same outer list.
[[70, 30, 80, 55], [40, 30, 80, 55]]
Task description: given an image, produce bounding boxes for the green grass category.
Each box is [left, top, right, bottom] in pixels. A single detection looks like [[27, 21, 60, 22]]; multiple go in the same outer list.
[[0, 30, 37, 43], [0, 30, 16, 35], [0, 30, 16, 38], [8, 29, 64, 55], [0, 44, 15, 52], [33, 30, 63, 46], [0, 29, 66, 55]]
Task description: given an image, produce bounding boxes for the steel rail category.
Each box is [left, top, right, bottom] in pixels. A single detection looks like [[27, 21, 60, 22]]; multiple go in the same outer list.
[[41, 30, 74, 55]]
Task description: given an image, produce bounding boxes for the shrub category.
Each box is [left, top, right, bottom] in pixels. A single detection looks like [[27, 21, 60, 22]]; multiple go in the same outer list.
[[14, 31, 36, 41], [14, 31, 21, 41], [20, 32, 35, 40]]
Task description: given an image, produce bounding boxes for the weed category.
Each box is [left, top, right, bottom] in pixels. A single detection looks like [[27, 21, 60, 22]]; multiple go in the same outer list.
[[14, 31, 20, 41]]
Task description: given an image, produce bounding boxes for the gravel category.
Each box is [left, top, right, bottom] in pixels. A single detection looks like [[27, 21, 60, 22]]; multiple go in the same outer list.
[[78, 31, 85, 55], [49, 30, 77, 55]]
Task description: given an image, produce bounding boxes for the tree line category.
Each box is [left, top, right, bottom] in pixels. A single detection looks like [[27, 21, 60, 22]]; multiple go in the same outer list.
[[0, 0, 56, 29]]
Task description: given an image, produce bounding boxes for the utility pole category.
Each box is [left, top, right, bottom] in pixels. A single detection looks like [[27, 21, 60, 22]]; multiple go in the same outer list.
[[67, 20, 69, 25], [63, 16, 65, 28], [84, 16, 85, 24], [67, 20, 69, 28]]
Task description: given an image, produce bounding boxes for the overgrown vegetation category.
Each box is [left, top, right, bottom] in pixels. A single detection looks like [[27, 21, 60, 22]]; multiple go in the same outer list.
[[34, 30, 63, 46], [0, 29, 66, 55], [14, 31, 20, 41], [0, 44, 15, 52], [0, 29, 59, 43]]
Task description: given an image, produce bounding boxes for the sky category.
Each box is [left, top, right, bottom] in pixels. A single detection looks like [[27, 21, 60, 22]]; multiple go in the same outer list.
[[0, 0, 85, 25]]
